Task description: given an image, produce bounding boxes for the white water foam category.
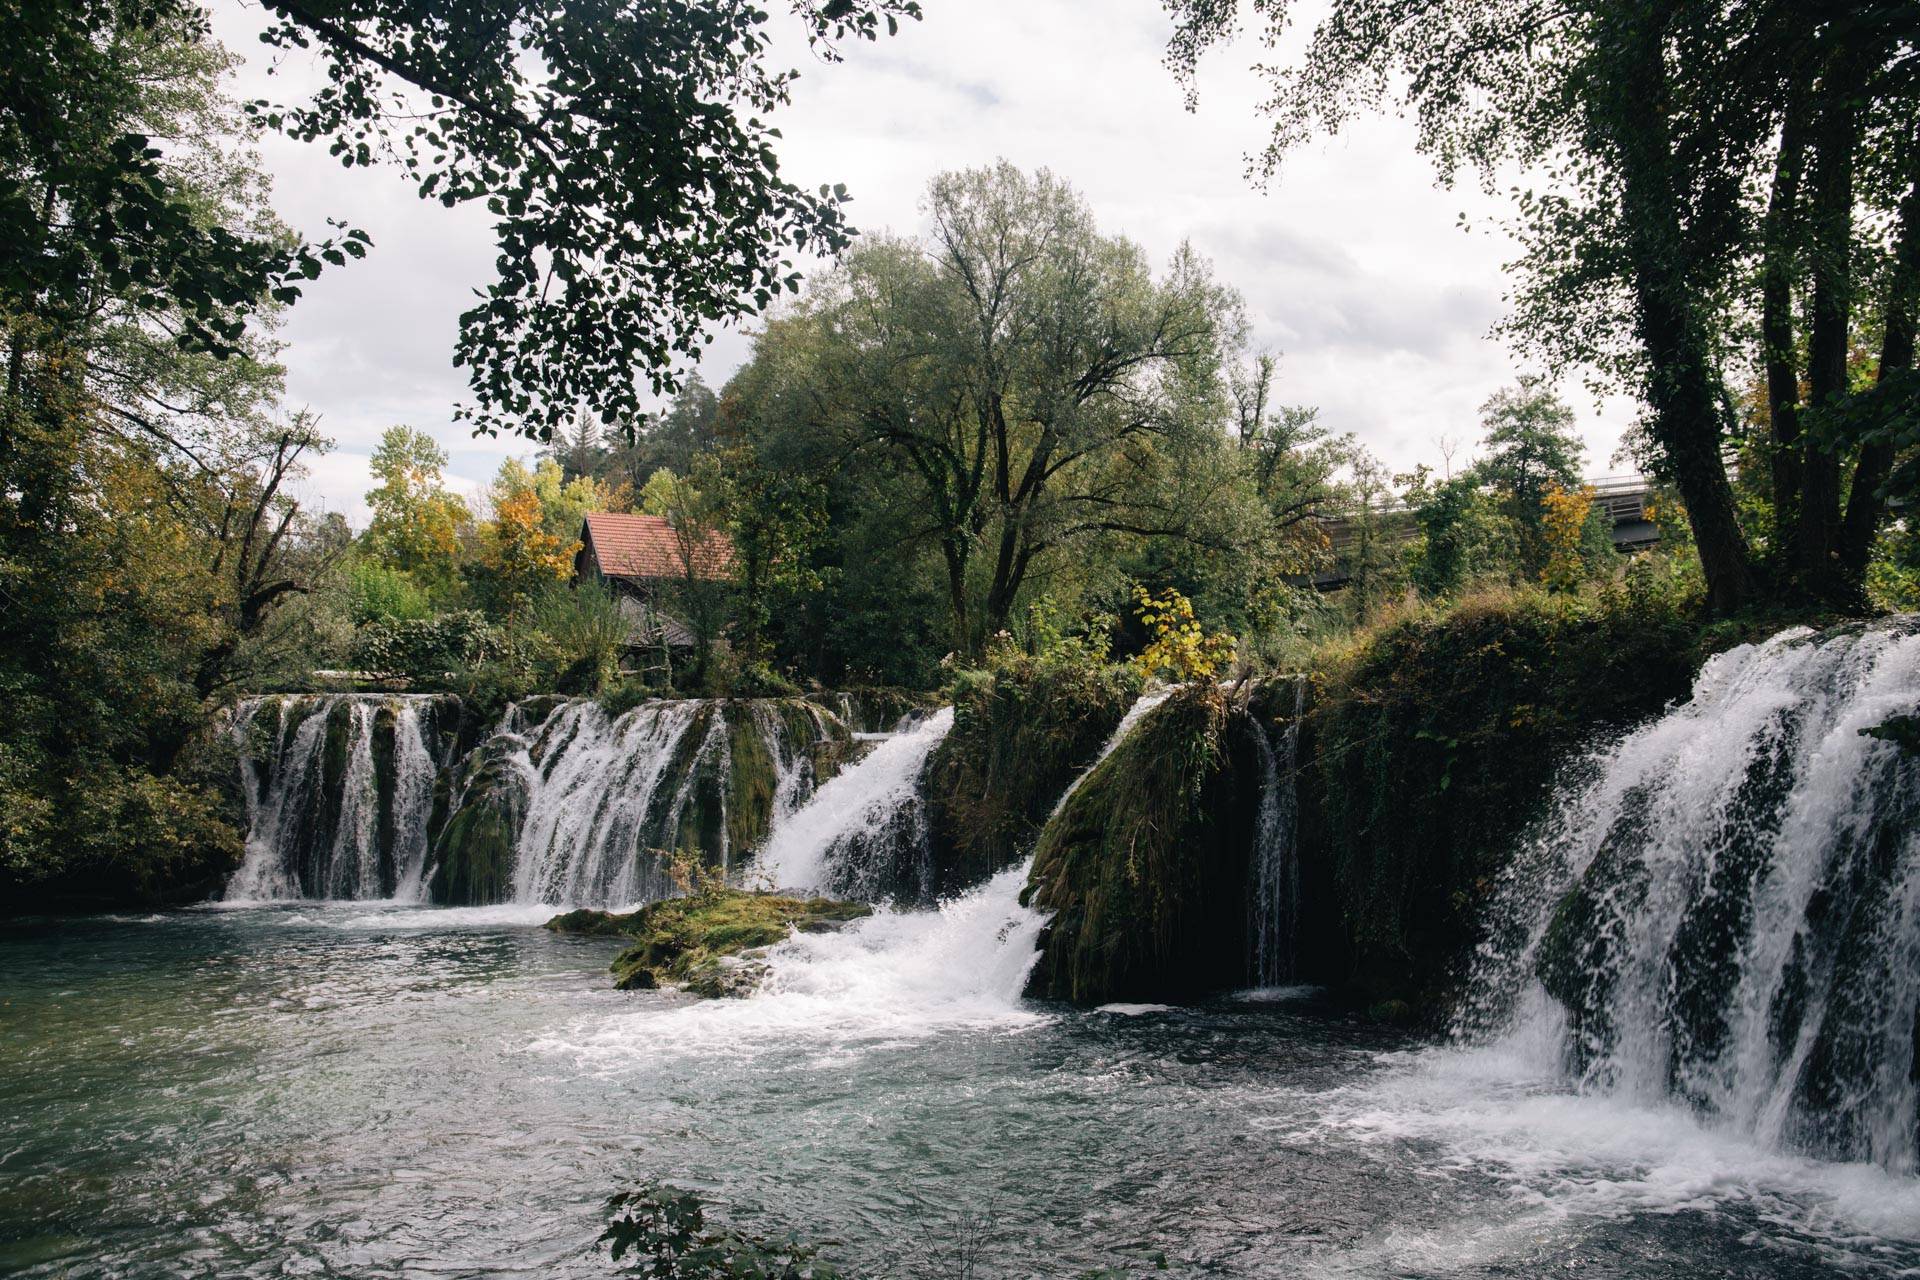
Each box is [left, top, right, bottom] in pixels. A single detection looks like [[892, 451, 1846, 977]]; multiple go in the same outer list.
[[536, 689, 1181, 1070], [530, 861, 1049, 1068], [754, 706, 955, 894], [1295, 1007, 1920, 1275], [1463, 620, 1920, 1173]]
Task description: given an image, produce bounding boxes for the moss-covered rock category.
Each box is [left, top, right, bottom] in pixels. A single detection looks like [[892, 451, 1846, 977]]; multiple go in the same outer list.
[[1022, 686, 1263, 1005], [829, 687, 941, 734], [1301, 588, 1704, 1014], [547, 889, 873, 993], [428, 737, 529, 905], [925, 657, 1141, 897]]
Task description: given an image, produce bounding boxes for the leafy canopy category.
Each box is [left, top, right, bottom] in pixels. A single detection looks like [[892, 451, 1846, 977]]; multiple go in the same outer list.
[[249, 0, 920, 440]]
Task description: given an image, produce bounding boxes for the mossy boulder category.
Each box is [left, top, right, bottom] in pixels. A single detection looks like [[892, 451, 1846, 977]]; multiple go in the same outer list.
[[829, 687, 940, 734], [428, 737, 529, 905], [925, 657, 1141, 897], [1022, 686, 1263, 1005], [547, 889, 872, 994], [1301, 588, 1703, 1015]]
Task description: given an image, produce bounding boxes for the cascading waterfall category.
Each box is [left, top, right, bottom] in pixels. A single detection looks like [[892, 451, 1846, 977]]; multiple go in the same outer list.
[[754, 707, 955, 899], [1464, 619, 1920, 1171], [228, 694, 448, 901], [671, 688, 1180, 1041], [505, 700, 705, 906], [756, 700, 828, 824], [229, 694, 856, 908], [1249, 676, 1305, 986]]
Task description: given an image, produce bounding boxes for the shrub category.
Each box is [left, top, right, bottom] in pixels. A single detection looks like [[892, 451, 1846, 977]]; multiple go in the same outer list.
[[349, 610, 496, 683], [347, 559, 434, 624], [602, 1181, 848, 1278], [530, 579, 626, 694]]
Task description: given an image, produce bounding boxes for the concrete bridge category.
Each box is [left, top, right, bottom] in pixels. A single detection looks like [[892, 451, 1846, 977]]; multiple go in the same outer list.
[[1308, 474, 1659, 589]]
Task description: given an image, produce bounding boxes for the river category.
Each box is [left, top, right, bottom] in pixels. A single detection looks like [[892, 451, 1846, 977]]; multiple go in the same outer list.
[[4, 898, 1916, 1278]]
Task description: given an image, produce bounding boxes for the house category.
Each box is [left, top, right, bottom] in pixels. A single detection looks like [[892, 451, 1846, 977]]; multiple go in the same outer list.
[[574, 512, 734, 650]]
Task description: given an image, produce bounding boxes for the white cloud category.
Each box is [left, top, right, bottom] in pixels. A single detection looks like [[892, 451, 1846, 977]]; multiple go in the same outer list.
[[210, 0, 1634, 523]]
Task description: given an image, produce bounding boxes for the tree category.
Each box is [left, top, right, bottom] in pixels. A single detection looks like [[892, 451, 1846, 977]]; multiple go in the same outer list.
[[657, 454, 734, 685], [193, 413, 346, 697], [1475, 378, 1586, 578], [1, 6, 354, 904], [1164, 0, 1920, 613], [244, 0, 919, 441], [1337, 447, 1407, 622], [734, 163, 1248, 655], [720, 444, 826, 672], [1404, 468, 1512, 598], [479, 488, 575, 617], [363, 426, 470, 593]]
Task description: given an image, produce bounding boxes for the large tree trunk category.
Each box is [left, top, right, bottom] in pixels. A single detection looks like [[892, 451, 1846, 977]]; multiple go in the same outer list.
[[1796, 49, 1866, 597], [1606, 9, 1755, 614], [1761, 95, 1810, 542], [1837, 157, 1920, 586]]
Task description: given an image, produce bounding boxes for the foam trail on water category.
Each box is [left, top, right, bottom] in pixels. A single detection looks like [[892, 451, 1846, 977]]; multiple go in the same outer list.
[[754, 706, 954, 896], [1297, 994, 1920, 1276], [532, 861, 1049, 1067]]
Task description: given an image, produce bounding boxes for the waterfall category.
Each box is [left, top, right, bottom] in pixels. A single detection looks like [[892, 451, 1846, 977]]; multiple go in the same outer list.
[[1465, 619, 1920, 1171], [228, 693, 856, 909], [753, 707, 955, 899], [1048, 686, 1174, 822], [228, 694, 447, 901], [581, 688, 1183, 1053], [1249, 676, 1304, 986], [757, 700, 830, 824], [506, 700, 705, 905]]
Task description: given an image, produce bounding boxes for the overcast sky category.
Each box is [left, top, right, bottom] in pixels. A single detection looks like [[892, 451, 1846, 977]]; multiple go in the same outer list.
[[210, 0, 1637, 526]]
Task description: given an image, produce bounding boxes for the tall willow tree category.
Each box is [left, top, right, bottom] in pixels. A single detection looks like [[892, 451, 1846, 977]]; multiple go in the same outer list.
[[1166, 0, 1920, 611], [732, 164, 1250, 655]]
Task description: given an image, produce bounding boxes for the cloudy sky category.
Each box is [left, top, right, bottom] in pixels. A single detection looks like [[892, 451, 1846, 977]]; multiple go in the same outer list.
[[210, 0, 1637, 526]]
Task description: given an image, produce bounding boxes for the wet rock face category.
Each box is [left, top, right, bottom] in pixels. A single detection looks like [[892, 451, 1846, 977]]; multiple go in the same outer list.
[[545, 889, 873, 994], [1022, 687, 1264, 1006]]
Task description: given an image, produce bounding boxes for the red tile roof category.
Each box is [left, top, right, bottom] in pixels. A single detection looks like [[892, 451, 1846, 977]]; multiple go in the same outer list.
[[582, 512, 734, 582]]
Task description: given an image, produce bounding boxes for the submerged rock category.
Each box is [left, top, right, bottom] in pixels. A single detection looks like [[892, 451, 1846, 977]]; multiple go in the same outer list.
[[545, 889, 872, 994]]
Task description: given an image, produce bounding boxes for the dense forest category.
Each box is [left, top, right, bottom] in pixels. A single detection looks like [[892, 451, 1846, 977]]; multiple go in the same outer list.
[[3, 0, 1916, 912]]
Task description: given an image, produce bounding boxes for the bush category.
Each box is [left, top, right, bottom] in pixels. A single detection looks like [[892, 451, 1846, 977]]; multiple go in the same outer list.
[[0, 751, 243, 909], [347, 559, 434, 624], [530, 579, 627, 694], [602, 1181, 848, 1278], [349, 610, 496, 683]]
